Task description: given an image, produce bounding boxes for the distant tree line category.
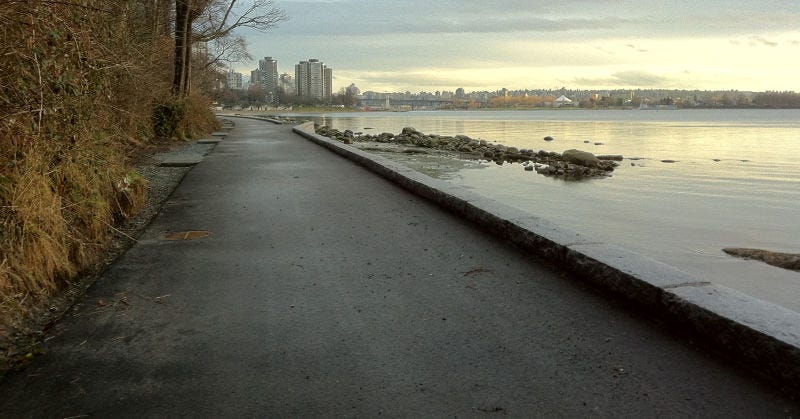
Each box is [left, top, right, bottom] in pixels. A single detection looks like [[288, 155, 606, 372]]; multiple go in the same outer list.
[[752, 92, 800, 108]]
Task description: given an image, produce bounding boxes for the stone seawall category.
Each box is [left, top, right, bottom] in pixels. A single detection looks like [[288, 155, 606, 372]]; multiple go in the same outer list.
[[294, 121, 800, 393]]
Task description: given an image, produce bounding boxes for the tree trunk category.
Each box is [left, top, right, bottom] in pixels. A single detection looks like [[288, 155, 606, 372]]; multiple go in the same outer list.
[[173, 0, 190, 96], [185, 36, 192, 95]]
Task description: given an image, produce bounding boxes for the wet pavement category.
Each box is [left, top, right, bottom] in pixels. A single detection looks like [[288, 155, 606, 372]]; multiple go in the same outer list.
[[0, 118, 796, 417]]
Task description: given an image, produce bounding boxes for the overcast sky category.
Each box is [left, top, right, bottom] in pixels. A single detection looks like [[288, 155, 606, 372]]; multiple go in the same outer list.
[[234, 0, 800, 93]]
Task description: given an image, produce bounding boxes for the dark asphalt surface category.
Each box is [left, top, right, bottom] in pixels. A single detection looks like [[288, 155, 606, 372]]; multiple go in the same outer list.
[[1, 118, 797, 417]]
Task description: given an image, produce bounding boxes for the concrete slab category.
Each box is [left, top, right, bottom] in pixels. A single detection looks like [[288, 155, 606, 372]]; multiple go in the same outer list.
[[158, 156, 203, 167], [210, 131, 228, 137], [197, 138, 221, 144]]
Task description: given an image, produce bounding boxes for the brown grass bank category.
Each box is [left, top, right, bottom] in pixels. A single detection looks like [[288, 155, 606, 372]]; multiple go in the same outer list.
[[0, 1, 218, 369]]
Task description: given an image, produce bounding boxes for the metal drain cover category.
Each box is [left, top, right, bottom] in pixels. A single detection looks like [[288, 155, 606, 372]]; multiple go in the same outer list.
[[165, 230, 211, 240]]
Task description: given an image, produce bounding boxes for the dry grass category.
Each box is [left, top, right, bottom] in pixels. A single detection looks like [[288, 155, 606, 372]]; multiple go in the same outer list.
[[181, 93, 222, 138], [0, 1, 216, 359]]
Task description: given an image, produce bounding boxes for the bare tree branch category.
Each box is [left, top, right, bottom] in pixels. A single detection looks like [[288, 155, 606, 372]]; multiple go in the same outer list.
[[202, 35, 250, 69], [191, 0, 288, 43]]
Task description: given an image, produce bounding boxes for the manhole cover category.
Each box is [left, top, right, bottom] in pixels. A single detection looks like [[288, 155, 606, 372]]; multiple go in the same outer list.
[[165, 230, 211, 240]]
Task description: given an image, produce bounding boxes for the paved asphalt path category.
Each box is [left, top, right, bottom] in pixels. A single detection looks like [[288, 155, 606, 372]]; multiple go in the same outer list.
[[1, 118, 797, 417]]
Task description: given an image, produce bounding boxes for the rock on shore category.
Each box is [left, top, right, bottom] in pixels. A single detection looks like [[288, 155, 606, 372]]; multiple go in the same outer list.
[[314, 125, 620, 180], [723, 248, 800, 271], [562, 149, 601, 167]]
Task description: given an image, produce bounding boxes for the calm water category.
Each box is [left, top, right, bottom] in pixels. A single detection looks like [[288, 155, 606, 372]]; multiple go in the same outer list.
[[295, 109, 800, 311]]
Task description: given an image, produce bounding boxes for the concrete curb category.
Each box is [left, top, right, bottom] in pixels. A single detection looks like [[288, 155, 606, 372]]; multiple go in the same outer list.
[[217, 114, 289, 125], [292, 121, 800, 391]]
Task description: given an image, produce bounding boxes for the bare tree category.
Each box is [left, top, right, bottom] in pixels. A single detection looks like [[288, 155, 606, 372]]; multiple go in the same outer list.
[[204, 34, 251, 70], [193, 0, 287, 42], [173, 0, 192, 95], [172, 0, 288, 96]]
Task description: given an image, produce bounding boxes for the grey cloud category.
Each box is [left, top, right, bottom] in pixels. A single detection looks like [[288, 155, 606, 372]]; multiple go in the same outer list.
[[625, 44, 648, 53], [272, 0, 800, 38], [275, 10, 630, 35], [354, 71, 472, 90], [271, 0, 636, 36], [748, 36, 778, 47], [595, 46, 614, 55], [408, 16, 629, 34], [611, 71, 667, 86], [573, 71, 670, 88]]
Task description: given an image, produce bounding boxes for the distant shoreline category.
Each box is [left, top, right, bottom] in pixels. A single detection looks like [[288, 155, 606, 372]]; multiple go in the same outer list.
[[221, 106, 800, 116]]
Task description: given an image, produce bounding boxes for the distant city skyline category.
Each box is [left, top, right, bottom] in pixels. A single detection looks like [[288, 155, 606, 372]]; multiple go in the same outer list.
[[235, 0, 800, 93]]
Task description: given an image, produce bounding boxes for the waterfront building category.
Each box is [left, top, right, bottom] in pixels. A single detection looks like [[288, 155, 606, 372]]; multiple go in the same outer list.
[[259, 57, 279, 102], [554, 95, 575, 107], [324, 67, 333, 102], [295, 59, 332, 102], [259, 56, 279, 103]]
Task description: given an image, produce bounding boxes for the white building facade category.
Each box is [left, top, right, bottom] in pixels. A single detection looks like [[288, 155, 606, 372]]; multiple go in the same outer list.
[[295, 59, 332, 102]]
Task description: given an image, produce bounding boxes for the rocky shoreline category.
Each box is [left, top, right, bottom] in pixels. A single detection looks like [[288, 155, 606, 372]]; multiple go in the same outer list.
[[315, 125, 621, 180], [723, 248, 800, 272]]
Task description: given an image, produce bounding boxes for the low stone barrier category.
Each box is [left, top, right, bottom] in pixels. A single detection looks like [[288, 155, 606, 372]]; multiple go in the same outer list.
[[292, 121, 800, 392]]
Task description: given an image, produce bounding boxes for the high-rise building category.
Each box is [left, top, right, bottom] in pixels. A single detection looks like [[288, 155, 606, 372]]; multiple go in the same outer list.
[[250, 69, 262, 87], [295, 59, 332, 102], [323, 67, 333, 102], [226, 69, 243, 90], [259, 56, 279, 102]]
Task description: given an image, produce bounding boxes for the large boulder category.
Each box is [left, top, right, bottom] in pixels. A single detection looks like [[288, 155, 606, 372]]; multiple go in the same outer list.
[[562, 149, 601, 167], [377, 132, 394, 142], [723, 248, 800, 271], [401, 127, 422, 136]]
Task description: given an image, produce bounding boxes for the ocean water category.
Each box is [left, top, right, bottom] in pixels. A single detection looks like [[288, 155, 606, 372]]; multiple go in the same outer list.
[[295, 109, 800, 311]]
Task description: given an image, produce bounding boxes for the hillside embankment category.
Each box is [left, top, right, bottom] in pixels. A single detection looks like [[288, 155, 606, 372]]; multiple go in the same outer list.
[[0, 1, 218, 371]]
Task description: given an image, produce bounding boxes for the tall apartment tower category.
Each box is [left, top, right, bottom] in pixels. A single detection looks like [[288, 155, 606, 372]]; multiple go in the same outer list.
[[259, 56, 279, 102], [295, 59, 332, 102], [250, 69, 262, 87], [323, 67, 333, 102]]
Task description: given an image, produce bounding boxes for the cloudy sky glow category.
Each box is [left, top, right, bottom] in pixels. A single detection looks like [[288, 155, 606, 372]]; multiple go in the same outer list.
[[236, 0, 800, 92]]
